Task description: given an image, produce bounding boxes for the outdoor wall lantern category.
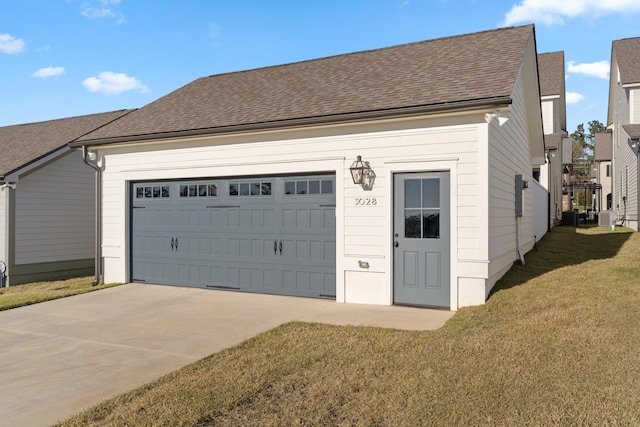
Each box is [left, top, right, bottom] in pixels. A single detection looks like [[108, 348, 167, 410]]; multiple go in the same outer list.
[[349, 155, 372, 186]]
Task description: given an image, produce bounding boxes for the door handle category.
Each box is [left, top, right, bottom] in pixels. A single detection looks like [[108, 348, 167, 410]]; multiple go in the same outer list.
[[171, 237, 174, 251], [279, 240, 283, 255]]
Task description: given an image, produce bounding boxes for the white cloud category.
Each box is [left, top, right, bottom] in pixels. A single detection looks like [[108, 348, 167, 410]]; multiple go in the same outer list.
[[504, 0, 640, 26], [565, 91, 585, 104], [567, 60, 610, 80], [33, 66, 65, 79], [81, 0, 124, 23], [0, 33, 26, 54], [82, 71, 149, 95]]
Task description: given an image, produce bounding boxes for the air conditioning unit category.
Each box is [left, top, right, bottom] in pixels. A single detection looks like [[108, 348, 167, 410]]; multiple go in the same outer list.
[[598, 210, 616, 227]]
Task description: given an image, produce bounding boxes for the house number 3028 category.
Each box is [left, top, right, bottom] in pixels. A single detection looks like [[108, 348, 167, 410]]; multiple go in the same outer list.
[[354, 197, 377, 206]]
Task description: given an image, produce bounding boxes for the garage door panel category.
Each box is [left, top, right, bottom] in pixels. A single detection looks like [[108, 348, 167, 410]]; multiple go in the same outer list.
[[131, 175, 335, 298]]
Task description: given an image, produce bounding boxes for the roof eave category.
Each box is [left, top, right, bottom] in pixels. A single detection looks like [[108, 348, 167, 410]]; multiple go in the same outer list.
[[70, 96, 513, 148]]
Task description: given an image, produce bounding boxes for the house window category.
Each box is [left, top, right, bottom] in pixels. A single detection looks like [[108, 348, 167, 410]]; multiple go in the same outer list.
[[606, 164, 611, 177], [179, 182, 218, 198]]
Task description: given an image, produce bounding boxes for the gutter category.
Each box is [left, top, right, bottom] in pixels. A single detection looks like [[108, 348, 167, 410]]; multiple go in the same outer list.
[[70, 96, 513, 147], [82, 146, 102, 286]]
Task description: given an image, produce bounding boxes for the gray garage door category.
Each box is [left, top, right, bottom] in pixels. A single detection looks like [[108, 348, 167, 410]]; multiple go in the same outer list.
[[131, 174, 336, 299]]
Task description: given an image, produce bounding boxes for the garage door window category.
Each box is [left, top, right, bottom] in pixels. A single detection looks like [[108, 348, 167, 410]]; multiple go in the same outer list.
[[179, 183, 218, 198], [135, 185, 171, 199], [229, 182, 272, 197], [284, 179, 333, 195]]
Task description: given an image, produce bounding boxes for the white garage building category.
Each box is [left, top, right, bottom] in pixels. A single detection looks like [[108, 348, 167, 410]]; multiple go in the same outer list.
[[72, 24, 544, 310]]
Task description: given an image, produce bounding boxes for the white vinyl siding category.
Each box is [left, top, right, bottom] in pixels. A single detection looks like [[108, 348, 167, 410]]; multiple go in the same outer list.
[[97, 114, 482, 305], [14, 150, 95, 264], [541, 100, 554, 134], [488, 69, 535, 278], [631, 88, 640, 123]]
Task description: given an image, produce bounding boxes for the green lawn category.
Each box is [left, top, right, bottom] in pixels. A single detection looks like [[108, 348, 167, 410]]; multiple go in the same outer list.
[[0, 276, 120, 311], [58, 226, 640, 426]]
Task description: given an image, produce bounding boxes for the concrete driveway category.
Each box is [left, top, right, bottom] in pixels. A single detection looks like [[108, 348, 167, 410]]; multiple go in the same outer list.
[[0, 283, 454, 426]]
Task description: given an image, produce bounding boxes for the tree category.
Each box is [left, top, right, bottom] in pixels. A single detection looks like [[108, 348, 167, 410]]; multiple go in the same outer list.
[[570, 120, 606, 183]]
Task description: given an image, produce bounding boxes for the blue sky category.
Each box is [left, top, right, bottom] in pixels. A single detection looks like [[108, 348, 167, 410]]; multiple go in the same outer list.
[[2, 0, 640, 132]]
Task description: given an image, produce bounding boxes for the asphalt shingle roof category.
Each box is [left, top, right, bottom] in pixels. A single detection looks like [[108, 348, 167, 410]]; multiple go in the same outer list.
[[78, 24, 535, 144], [0, 110, 133, 179], [537, 51, 564, 97], [613, 37, 640, 85], [622, 124, 640, 140], [594, 132, 612, 161]]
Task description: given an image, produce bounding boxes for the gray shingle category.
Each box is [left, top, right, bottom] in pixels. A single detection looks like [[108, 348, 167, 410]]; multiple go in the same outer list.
[[622, 124, 640, 140], [594, 132, 612, 161], [537, 51, 564, 97], [613, 37, 640, 85], [0, 110, 133, 178], [78, 25, 535, 144]]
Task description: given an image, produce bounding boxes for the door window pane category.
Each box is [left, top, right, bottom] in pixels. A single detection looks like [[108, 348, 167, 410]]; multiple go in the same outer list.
[[162, 186, 170, 198], [309, 180, 320, 194], [251, 183, 261, 196], [422, 179, 440, 208], [296, 181, 307, 195], [284, 181, 295, 194], [261, 183, 271, 196], [189, 185, 198, 197], [136, 187, 144, 198], [405, 209, 422, 238], [199, 185, 207, 197], [404, 179, 421, 208], [321, 180, 333, 194], [423, 210, 440, 238], [239, 183, 250, 196], [208, 184, 217, 197]]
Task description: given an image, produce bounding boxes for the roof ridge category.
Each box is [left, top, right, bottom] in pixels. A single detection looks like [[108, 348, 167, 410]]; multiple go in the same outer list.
[[199, 24, 534, 81]]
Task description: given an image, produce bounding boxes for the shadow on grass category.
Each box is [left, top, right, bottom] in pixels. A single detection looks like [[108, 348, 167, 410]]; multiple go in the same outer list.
[[488, 225, 634, 298]]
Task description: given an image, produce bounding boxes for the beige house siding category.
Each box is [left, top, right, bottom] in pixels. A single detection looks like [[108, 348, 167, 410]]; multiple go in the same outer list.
[[14, 150, 95, 264]]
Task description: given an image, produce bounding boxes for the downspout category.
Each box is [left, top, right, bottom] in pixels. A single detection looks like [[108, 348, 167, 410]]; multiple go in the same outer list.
[[82, 146, 102, 286]]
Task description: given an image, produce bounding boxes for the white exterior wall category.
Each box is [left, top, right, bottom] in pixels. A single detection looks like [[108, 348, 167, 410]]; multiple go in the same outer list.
[[632, 88, 640, 124], [14, 150, 95, 264], [532, 179, 549, 242], [541, 99, 554, 134], [0, 189, 6, 264], [486, 69, 536, 296], [96, 113, 497, 310]]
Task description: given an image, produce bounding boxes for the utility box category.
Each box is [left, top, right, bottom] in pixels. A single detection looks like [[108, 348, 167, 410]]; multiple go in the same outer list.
[[598, 210, 616, 227], [515, 174, 525, 217]]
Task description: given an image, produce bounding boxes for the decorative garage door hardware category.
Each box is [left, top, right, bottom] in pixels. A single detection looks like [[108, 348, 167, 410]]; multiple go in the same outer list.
[[170, 237, 178, 251]]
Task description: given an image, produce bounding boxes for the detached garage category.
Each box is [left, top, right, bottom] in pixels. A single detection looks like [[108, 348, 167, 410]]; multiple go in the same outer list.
[[72, 24, 544, 310]]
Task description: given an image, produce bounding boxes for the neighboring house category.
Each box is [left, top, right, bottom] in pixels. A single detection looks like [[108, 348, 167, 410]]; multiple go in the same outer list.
[[537, 51, 569, 227], [608, 36, 640, 231], [0, 110, 133, 285], [594, 132, 612, 212], [71, 25, 545, 310]]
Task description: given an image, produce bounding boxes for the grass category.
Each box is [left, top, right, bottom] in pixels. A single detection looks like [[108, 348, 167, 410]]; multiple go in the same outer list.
[[0, 276, 121, 311], [57, 226, 640, 426]]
